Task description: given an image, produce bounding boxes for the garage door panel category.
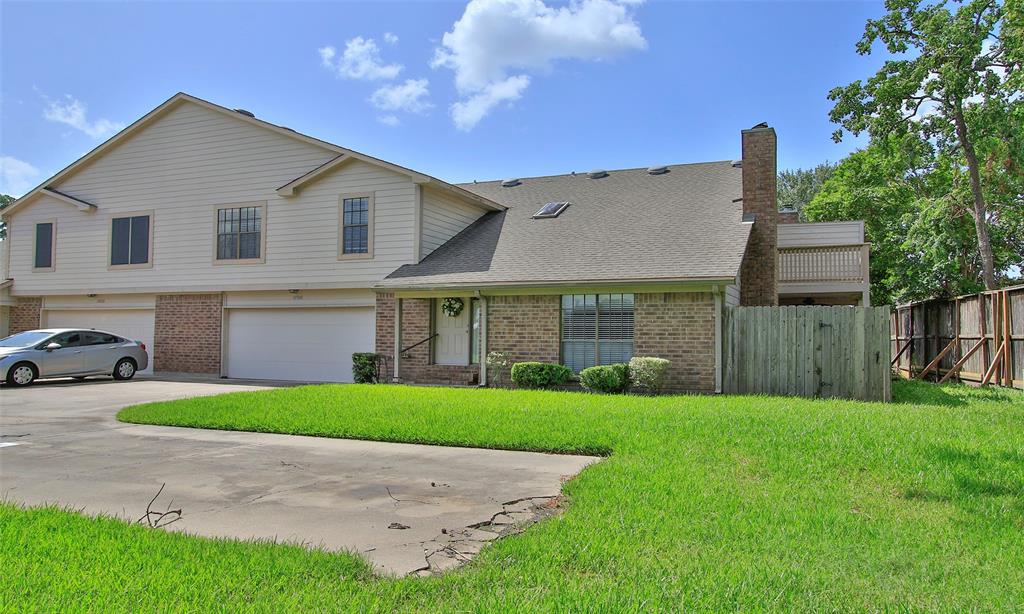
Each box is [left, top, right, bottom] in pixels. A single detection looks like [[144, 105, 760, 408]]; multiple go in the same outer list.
[[226, 308, 374, 382], [44, 309, 155, 374]]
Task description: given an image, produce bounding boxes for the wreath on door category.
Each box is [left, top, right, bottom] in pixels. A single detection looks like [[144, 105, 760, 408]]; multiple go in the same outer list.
[[441, 297, 464, 318]]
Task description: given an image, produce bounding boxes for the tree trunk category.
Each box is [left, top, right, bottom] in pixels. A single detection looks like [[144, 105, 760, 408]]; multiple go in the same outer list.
[[952, 108, 998, 289]]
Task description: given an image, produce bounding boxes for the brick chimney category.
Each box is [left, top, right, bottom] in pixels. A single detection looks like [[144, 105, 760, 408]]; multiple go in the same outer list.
[[738, 123, 778, 306]]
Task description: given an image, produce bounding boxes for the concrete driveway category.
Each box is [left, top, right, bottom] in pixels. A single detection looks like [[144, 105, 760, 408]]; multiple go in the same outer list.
[[0, 377, 596, 575]]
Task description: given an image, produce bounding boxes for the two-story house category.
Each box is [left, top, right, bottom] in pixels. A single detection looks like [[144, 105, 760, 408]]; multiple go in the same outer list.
[[0, 93, 869, 392]]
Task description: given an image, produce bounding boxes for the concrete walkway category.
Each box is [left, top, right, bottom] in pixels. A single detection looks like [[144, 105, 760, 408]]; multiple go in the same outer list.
[[0, 378, 597, 575]]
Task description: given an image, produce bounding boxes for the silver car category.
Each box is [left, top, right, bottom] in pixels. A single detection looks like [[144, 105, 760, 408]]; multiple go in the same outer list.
[[0, 328, 149, 386]]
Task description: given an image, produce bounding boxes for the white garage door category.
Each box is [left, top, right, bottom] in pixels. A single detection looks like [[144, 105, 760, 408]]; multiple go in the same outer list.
[[44, 309, 156, 374], [225, 307, 375, 382]]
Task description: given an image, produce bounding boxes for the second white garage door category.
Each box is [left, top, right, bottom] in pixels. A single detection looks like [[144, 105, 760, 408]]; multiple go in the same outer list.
[[44, 309, 156, 374], [225, 307, 375, 382]]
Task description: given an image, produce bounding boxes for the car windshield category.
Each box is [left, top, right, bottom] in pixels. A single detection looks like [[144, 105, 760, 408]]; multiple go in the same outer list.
[[0, 331, 54, 348]]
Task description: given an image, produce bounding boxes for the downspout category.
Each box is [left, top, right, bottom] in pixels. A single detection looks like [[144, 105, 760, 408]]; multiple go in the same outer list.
[[476, 290, 488, 386], [714, 286, 723, 394], [393, 296, 402, 382]]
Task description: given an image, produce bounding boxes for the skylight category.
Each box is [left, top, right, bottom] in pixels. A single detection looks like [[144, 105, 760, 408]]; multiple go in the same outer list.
[[533, 201, 570, 219]]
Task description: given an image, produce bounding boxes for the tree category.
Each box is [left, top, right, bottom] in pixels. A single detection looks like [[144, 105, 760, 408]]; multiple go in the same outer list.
[[0, 194, 13, 241], [828, 0, 1021, 290], [777, 163, 837, 217], [805, 131, 1023, 305]]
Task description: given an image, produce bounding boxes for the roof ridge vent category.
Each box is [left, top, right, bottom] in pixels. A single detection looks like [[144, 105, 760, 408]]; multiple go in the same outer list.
[[501, 178, 521, 187], [234, 108, 255, 118], [647, 165, 669, 175], [587, 169, 608, 179]]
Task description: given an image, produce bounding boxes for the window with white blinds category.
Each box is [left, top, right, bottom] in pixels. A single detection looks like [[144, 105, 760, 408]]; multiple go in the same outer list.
[[561, 294, 634, 372]]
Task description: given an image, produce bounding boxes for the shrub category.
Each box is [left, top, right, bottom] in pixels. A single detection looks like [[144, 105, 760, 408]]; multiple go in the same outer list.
[[486, 351, 513, 387], [579, 364, 630, 394], [352, 353, 383, 384], [510, 362, 572, 389], [628, 357, 671, 394]]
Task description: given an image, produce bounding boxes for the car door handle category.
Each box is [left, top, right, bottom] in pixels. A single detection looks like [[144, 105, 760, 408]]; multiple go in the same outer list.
[[73, 350, 83, 354]]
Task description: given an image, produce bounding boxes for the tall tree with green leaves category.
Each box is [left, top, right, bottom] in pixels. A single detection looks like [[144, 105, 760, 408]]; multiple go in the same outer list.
[[828, 0, 1020, 290], [777, 163, 837, 217]]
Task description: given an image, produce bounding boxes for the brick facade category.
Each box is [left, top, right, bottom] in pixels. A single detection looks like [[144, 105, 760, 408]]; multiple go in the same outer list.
[[378, 291, 715, 393], [634, 292, 716, 393], [486, 295, 561, 365], [9, 297, 42, 334], [739, 125, 778, 306], [377, 293, 562, 386], [376, 293, 479, 385], [153, 293, 222, 374]]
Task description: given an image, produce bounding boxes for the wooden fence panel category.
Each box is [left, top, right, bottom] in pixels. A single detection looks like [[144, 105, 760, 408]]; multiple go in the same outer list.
[[892, 285, 1022, 389], [723, 305, 891, 402]]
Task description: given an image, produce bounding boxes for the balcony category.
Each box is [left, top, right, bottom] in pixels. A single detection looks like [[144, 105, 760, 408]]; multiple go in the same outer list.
[[777, 221, 870, 306]]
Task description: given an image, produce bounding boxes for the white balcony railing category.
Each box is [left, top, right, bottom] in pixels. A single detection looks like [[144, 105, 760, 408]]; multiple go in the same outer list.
[[778, 244, 869, 284]]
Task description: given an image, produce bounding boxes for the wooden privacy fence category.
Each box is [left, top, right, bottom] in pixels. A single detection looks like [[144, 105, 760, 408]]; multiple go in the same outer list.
[[891, 285, 1022, 389], [723, 306, 892, 402]]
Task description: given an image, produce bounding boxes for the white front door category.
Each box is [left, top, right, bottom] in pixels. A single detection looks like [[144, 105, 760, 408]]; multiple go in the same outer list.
[[434, 298, 470, 365]]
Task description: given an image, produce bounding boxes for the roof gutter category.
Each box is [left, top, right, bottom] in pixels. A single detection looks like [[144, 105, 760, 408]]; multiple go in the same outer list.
[[375, 275, 738, 293]]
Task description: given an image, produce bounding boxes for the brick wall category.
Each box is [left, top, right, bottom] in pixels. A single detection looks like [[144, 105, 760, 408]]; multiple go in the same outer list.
[[634, 292, 716, 393], [376, 293, 561, 386], [778, 210, 799, 224], [9, 297, 42, 334], [375, 293, 479, 385], [739, 124, 779, 306], [377, 291, 715, 393], [153, 293, 222, 374], [486, 295, 560, 364]]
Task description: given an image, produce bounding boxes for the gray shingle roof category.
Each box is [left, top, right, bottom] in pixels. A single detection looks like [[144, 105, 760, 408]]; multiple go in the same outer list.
[[381, 160, 751, 288]]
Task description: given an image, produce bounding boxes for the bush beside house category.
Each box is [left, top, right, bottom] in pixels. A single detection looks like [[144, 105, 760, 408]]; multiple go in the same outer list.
[[579, 364, 630, 394], [510, 362, 572, 389], [629, 357, 671, 394], [352, 353, 383, 384]]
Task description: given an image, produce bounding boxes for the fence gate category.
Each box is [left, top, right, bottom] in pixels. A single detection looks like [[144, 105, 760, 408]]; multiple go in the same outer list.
[[723, 305, 892, 402]]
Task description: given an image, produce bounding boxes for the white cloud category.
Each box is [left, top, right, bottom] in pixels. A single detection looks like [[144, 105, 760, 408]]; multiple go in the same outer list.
[[319, 36, 402, 80], [318, 46, 336, 66], [42, 95, 125, 140], [383, 32, 399, 45], [451, 75, 530, 131], [369, 78, 432, 115], [0, 156, 41, 198], [377, 115, 401, 126], [432, 0, 646, 129]]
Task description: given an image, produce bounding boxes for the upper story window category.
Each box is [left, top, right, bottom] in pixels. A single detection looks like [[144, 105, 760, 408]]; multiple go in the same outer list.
[[340, 194, 373, 258], [561, 293, 635, 372], [110, 214, 152, 268], [216, 205, 263, 262], [33, 221, 55, 271]]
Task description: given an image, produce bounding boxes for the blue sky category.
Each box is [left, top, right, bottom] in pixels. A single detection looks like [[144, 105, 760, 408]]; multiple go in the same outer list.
[[1, 0, 886, 197]]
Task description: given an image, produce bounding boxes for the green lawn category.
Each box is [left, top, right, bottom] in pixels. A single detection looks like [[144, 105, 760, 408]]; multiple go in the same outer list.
[[4, 381, 1024, 611]]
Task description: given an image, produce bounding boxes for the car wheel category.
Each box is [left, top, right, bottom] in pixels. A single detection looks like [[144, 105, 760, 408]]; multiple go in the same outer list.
[[113, 358, 137, 381], [6, 362, 37, 386]]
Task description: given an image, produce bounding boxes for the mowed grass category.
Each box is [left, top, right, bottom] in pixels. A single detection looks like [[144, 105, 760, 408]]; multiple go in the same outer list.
[[4, 381, 1024, 611]]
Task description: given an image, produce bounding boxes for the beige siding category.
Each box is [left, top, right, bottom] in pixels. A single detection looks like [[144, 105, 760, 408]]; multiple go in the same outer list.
[[420, 186, 486, 259], [778, 221, 864, 248], [6, 102, 426, 295], [725, 284, 740, 307]]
